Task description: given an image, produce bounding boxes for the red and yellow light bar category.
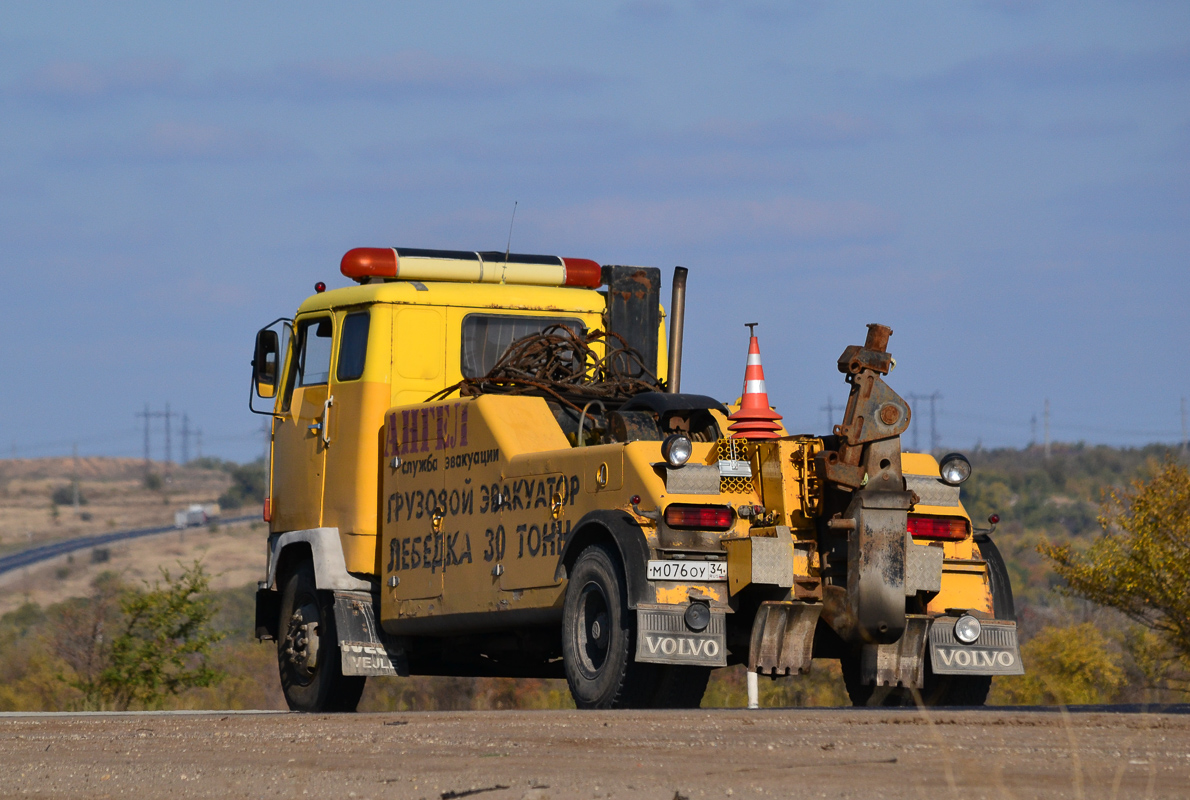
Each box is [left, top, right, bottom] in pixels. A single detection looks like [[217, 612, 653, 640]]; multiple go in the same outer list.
[[340, 247, 602, 288]]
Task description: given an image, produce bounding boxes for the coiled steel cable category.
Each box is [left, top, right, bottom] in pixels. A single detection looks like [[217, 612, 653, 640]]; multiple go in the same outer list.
[[427, 325, 663, 411]]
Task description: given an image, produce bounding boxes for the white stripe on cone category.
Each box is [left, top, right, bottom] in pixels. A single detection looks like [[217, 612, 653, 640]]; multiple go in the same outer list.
[[744, 380, 767, 394]]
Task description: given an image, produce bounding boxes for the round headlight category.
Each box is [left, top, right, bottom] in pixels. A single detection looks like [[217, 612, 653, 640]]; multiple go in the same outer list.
[[661, 433, 693, 467], [938, 452, 972, 486], [954, 614, 982, 644]]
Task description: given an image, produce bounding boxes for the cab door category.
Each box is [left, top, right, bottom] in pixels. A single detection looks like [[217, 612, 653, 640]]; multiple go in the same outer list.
[[271, 315, 335, 532]]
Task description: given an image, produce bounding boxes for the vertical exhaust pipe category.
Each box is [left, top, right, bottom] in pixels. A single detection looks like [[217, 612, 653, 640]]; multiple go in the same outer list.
[[667, 267, 688, 393]]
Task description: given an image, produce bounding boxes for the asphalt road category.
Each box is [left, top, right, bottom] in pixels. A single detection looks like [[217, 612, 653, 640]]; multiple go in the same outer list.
[[0, 515, 258, 575], [2, 707, 1187, 799]]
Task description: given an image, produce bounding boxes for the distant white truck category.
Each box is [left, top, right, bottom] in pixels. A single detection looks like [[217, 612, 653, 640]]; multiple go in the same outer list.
[[174, 503, 221, 529]]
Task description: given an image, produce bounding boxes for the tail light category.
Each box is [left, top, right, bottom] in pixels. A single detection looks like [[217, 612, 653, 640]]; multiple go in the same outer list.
[[263, 497, 272, 523], [664, 504, 734, 530], [908, 515, 968, 540]]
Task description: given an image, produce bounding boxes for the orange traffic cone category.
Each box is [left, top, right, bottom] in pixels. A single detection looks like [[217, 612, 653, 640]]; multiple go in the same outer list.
[[727, 323, 783, 439]]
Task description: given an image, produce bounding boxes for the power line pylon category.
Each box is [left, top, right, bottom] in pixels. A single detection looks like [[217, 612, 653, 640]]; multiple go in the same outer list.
[[820, 397, 837, 431]]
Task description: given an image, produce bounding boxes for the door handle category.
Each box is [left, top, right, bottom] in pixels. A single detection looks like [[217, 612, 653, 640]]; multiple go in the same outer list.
[[307, 396, 334, 446]]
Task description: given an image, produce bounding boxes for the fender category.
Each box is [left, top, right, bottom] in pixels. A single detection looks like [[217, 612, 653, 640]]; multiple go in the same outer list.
[[265, 528, 373, 591], [554, 510, 651, 608]]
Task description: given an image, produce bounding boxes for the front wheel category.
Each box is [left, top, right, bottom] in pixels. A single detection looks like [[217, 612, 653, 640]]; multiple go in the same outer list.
[[277, 560, 366, 712], [562, 544, 656, 709]]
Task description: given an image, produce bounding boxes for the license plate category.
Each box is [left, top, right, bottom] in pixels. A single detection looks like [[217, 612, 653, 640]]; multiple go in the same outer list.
[[647, 560, 727, 581], [718, 459, 752, 478]]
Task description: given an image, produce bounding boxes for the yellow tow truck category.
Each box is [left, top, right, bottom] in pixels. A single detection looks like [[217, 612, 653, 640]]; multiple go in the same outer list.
[[250, 247, 1022, 711]]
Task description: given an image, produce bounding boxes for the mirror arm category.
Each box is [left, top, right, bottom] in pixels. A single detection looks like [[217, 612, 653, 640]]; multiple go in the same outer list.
[[249, 317, 293, 418]]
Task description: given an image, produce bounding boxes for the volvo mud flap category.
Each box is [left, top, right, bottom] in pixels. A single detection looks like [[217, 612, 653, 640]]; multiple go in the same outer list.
[[635, 603, 727, 667], [929, 617, 1024, 676], [333, 591, 410, 677]]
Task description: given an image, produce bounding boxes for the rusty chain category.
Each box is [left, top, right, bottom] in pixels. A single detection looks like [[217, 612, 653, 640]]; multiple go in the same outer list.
[[427, 324, 663, 410]]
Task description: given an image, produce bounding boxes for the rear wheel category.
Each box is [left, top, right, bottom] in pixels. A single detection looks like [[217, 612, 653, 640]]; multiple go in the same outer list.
[[841, 654, 905, 707], [978, 535, 1016, 621], [842, 655, 991, 707], [919, 669, 991, 706], [562, 544, 655, 709], [277, 560, 366, 712], [649, 666, 712, 709]]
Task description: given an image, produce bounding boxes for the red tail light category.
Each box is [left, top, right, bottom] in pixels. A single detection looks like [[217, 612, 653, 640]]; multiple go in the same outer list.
[[664, 504, 734, 530], [908, 515, 968, 540]]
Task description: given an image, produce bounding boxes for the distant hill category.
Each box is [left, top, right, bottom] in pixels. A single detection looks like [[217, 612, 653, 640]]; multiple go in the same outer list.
[[0, 457, 237, 553], [960, 442, 1186, 631]]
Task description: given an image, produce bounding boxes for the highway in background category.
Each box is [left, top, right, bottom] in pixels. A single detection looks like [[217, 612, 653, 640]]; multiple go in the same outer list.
[[0, 515, 258, 576]]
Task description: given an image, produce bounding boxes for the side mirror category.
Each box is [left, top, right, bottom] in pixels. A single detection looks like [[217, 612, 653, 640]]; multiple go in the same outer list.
[[254, 329, 280, 398]]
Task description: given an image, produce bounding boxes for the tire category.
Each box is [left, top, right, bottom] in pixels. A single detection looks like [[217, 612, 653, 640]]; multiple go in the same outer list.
[[841, 654, 991, 707], [841, 653, 906, 707], [919, 669, 991, 707], [649, 666, 712, 709], [277, 560, 366, 712], [978, 535, 1016, 621], [561, 544, 656, 709]]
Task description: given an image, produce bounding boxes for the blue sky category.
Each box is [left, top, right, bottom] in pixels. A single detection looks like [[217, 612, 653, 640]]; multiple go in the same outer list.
[[2, 2, 1187, 463]]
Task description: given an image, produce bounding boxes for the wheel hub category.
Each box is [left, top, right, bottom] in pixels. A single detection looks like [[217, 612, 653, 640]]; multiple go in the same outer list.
[[283, 604, 320, 673], [576, 582, 611, 676]]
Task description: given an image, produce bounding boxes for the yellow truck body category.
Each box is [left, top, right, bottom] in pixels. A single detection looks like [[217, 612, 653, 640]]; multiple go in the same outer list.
[[251, 248, 1021, 711]]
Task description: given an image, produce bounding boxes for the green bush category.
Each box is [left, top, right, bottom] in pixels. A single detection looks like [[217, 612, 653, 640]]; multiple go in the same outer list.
[[990, 623, 1125, 705], [60, 562, 225, 711], [217, 461, 267, 510], [50, 484, 86, 506]]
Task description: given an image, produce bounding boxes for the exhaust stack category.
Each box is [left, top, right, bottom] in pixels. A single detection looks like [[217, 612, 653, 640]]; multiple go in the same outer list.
[[667, 267, 688, 393]]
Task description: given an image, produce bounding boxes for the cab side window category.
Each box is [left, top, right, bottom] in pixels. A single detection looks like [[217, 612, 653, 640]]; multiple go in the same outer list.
[[281, 317, 334, 411], [298, 317, 334, 387], [336, 312, 370, 382]]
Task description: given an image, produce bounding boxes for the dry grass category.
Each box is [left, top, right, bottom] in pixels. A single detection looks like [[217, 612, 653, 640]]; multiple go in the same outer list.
[[0, 521, 267, 616], [0, 457, 233, 552], [0, 456, 263, 616]]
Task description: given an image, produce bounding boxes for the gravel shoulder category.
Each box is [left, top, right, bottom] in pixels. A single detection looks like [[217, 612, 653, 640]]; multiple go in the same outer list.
[[2, 708, 1188, 799]]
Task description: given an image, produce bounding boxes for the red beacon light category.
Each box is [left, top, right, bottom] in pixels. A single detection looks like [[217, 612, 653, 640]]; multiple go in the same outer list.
[[341, 248, 397, 280], [314, 281, 326, 293], [339, 247, 602, 288]]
